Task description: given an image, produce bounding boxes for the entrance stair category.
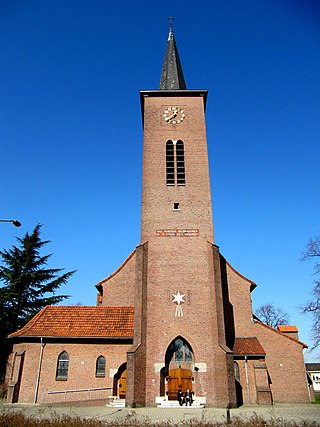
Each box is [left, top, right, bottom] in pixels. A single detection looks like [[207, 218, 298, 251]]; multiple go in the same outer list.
[[107, 397, 205, 408], [107, 398, 125, 408], [157, 397, 205, 408]]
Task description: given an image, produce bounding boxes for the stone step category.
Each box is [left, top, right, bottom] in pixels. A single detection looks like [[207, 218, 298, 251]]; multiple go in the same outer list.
[[106, 398, 125, 408], [107, 397, 205, 408], [157, 399, 205, 408], [158, 404, 205, 408]]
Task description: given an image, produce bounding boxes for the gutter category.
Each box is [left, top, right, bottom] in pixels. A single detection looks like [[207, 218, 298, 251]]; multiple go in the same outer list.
[[34, 337, 45, 404], [244, 356, 251, 404]]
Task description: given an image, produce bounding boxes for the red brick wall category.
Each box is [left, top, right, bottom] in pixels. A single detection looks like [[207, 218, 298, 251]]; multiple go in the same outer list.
[[141, 94, 214, 244], [226, 263, 254, 336], [7, 341, 131, 404], [225, 260, 309, 404], [100, 250, 136, 306], [254, 323, 309, 403], [135, 239, 234, 406]]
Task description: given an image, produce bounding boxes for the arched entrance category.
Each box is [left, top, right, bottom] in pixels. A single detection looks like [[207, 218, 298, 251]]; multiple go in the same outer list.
[[113, 362, 127, 399], [162, 336, 194, 400]]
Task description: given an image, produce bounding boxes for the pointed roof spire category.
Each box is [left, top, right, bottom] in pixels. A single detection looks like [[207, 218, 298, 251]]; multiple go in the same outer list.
[[159, 22, 186, 90]]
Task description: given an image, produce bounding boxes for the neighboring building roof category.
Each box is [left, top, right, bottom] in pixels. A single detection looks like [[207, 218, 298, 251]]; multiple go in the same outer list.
[[159, 23, 186, 90], [9, 306, 134, 339], [306, 363, 320, 372], [233, 337, 266, 356], [277, 325, 298, 333]]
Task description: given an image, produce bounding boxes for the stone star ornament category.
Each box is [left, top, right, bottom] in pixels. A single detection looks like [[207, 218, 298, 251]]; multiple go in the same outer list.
[[172, 290, 186, 317]]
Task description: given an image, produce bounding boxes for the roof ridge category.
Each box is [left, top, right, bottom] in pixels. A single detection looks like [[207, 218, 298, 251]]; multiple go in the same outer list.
[[45, 305, 134, 309]]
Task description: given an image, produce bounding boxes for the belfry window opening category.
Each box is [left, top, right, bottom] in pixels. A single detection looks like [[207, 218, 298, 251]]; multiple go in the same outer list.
[[166, 140, 185, 186], [176, 140, 185, 185], [166, 140, 175, 185]]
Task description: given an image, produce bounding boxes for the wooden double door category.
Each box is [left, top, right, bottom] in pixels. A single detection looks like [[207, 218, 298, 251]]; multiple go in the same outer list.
[[167, 368, 193, 400], [118, 369, 126, 399]]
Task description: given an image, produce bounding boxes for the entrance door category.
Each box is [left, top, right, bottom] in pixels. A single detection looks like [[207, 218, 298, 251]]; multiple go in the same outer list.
[[119, 369, 126, 399], [167, 368, 193, 400]]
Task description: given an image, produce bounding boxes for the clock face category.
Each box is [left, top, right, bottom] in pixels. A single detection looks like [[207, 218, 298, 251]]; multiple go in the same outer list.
[[163, 106, 185, 124]]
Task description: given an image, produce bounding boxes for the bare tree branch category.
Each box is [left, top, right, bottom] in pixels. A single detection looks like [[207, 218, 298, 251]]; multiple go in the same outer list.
[[255, 303, 289, 328], [301, 235, 320, 349]]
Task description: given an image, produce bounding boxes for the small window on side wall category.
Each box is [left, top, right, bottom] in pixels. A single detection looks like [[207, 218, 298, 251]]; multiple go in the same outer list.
[[56, 351, 69, 380], [234, 361, 240, 382], [96, 356, 106, 377]]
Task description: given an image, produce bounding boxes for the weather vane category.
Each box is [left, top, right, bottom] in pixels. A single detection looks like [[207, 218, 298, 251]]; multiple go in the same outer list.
[[166, 16, 175, 25]]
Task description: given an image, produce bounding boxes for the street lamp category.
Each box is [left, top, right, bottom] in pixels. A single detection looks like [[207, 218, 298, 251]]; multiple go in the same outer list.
[[0, 219, 22, 227]]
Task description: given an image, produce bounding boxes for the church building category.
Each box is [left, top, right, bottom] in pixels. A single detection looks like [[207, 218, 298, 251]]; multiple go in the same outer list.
[[5, 25, 311, 407]]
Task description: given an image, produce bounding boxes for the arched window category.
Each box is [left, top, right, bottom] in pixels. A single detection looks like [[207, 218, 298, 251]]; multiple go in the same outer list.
[[166, 140, 175, 185], [176, 140, 185, 185], [56, 351, 69, 380], [234, 361, 240, 382], [96, 355, 106, 377], [166, 337, 193, 364]]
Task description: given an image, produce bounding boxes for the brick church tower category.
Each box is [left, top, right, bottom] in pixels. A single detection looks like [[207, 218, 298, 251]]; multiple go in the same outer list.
[[125, 23, 236, 407]]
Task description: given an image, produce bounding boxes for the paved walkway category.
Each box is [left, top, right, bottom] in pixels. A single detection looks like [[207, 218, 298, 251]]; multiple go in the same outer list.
[[1, 403, 320, 425]]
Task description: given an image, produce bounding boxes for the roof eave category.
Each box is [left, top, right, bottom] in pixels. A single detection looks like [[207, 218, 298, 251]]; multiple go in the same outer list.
[[8, 335, 134, 341]]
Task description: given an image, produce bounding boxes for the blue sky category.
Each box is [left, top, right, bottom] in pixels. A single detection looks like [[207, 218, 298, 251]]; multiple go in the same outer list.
[[1, 1, 319, 360]]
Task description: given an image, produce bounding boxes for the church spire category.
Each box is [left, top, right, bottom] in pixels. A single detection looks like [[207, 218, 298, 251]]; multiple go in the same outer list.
[[159, 23, 186, 90]]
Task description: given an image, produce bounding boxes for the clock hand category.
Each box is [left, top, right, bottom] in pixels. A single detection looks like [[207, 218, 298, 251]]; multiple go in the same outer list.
[[165, 112, 177, 122]]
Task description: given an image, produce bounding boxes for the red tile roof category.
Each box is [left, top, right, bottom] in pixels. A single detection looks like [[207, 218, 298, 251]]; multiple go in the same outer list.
[[9, 306, 134, 339], [233, 337, 266, 355], [277, 325, 298, 333]]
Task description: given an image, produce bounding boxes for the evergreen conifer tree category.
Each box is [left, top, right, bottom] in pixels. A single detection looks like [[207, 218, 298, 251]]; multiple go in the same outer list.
[[0, 224, 75, 380]]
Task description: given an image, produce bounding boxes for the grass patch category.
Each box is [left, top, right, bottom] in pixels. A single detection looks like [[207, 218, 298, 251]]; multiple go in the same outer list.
[[0, 411, 319, 427], [313, 392, 320, 404]]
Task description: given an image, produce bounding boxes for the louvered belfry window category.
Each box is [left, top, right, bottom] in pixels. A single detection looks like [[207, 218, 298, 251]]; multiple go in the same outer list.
[[166, 140, 175, 185], [176, 140, 185, 185], [166, 140, 185, 186]]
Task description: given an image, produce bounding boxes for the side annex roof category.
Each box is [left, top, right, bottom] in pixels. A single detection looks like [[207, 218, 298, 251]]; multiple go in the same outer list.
[[9, 305, 134, 339]]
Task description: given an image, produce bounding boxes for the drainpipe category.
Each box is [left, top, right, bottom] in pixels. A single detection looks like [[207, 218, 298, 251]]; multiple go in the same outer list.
[[34, 337, 45, 404], [244, 356, 251, 404]]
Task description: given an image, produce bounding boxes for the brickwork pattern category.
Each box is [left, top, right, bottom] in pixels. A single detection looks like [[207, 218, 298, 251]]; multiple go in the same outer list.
[[225, 262, 309, 404], [7, 341, 130, 404], [99, 250, 136, 307]]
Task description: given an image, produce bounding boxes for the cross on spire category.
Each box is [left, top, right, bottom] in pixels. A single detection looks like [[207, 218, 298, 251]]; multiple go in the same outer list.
[[166, 17, 175, 40]]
